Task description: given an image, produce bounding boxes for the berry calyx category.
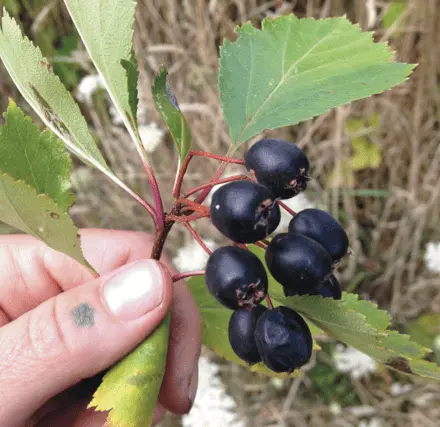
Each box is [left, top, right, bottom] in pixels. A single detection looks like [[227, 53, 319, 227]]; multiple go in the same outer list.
[[244, 138, 310, 199], [228, 306, 267, 364], [210, 180, 281, 243], [265, 233, 333, 295], [205, 246, 268, 310], [288, 208, 349, 262], [254, 306, 312, 373]]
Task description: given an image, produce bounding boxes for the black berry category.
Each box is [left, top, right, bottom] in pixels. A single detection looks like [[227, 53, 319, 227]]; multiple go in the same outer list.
[[284, 273, 342, 299], [205, 246, 268, 309], [288, 209, 349, 262], [244, 138, 310, 199], [265, 233, 332, 295], [255, 306, 312, 373], [228, 306, 267, 365], [210, 180, 281, 243]]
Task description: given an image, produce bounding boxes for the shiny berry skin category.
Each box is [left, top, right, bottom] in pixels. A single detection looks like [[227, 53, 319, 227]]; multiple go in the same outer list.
[[228, 306, 267, 365], [205, 246, 268, 310], [255, 306, 312, 373], [210, 181, 281, 243], [288, 209, 349, 262], [284, 273, 342, 299], [265, 233, 332, 295], [244, 138, 310, 199]]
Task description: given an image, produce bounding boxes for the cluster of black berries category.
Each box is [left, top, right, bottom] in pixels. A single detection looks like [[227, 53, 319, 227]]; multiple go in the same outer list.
[[205, 139, 349, 373]]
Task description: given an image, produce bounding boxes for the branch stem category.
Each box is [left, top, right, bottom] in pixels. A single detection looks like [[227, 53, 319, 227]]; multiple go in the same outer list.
[[183, 174, 250, 199], [174, 149, 244, 198], [172, 270, 206, 282], [183, 222, 213, 255], [140, 154, 165, 232], [265, 294, 274, 309], [278, 200, 296, 217], [115, 178, 157, 228]]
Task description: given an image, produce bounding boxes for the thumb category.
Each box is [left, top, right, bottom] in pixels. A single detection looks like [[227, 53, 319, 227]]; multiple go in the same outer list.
[[0, 259, 172, 427]]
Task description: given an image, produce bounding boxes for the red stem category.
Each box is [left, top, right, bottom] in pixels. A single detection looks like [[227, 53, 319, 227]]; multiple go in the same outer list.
[[116, 179, 157, 228], [233, 242, 249, 250], [183, 223, 213, 255], [180, 199, 211, 216], [167, 213, 209, 223], [252, 241, 268, 250], [172, 270, 206, 282], [174, 150, 244, 198], [138, 151, 165, 232], [194, 162, 228, 205], [265, 295, 274, 309], [278, 200, 296, 217], [183, 174, 250, 199]]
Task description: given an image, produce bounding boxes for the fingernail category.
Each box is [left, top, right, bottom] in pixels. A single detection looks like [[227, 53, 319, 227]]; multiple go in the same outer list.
[[103, 260, 164, 320], [187, 367, 199, 411]]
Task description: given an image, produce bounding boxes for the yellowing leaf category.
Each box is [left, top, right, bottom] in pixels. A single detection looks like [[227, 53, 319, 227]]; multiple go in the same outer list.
[[90, 315, 170, 427]]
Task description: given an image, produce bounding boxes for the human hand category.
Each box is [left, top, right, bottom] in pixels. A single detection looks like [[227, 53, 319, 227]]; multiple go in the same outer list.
[[0, 229, 202, 427]]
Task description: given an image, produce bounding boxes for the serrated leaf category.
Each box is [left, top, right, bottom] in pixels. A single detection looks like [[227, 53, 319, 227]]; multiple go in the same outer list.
[[278, 294, 439, 379], [64, 0, 142, 149], [219, 15, 415, 146], [90, 314, 170, 427], [249, 245, 440, 379], [0, 11, 111, 177], [0, 100, 74, 211], [0, 172, 85, 265], [152, 68, 192, 162]]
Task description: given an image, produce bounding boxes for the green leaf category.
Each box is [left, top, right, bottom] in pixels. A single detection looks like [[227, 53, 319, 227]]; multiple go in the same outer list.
[[0, 172, 85, 265], [0, 11, 111, 177], [0, 100, 74, 211], [90, 314, 170, 427], [64, 0, 142, 148], [219, 15, 415, 146], [152, 68, 192, 162], [278, 294, 440, 380]]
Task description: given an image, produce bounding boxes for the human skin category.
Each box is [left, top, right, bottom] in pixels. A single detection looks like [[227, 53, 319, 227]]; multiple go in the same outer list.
[[0, 229, 202, 427]]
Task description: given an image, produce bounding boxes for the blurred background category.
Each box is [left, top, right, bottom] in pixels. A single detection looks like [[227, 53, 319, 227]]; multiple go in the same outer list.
[[1, 0, 439, 426]]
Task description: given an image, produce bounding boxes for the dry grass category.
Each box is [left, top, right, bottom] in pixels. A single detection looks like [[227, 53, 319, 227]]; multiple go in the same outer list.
[[1, 0, 440, 426]]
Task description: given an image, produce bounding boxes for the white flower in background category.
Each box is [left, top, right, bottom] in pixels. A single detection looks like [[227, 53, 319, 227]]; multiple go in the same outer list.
[[348, 406, 375, 417], [424, 241, 440, 273], [329, 402, 342, 416], [173, 239, 218, 273], [182, 356, 245, 427], [358, 418, 383, 427], [333, 344, 377, 379], [389, 382, 412, 396], [76, 74, 104, 103], [277, 193, 316, 231], [139, 122, 165, 153]]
